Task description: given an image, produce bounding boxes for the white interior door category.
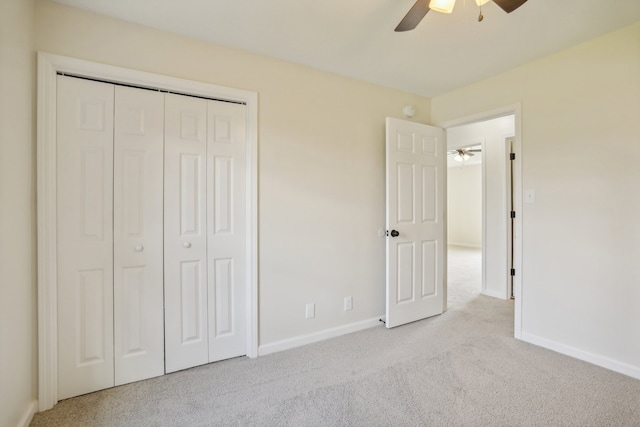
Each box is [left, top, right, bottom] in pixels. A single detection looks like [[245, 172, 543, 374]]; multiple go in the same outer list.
[[113, 86, 165, 385], [57, 75, 115, 399], [385, 118, 446, 328], [49, 65, 255, 405], [164, 93, 209, 373], [206, 101, 247, 362]]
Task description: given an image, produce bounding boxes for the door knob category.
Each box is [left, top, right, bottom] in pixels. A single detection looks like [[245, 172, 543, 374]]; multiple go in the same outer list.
[[390, 230, 400, 237], [134, 245, 144, 252], [183, 242, 192, 248]]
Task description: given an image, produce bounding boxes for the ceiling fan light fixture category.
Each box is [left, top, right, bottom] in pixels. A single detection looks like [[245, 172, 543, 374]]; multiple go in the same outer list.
[[474, 0, 491, 6], [453, 152, 471, 162], [429, 0, 456, 14]]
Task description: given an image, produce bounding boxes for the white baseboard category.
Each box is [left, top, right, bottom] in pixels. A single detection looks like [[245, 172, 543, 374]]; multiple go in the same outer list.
[[258, 316, 383, 356], [17, 400, 38, 427], [520, 332, 640, 380], [481, 289, 507, 300], [448, 242, 482, 249]]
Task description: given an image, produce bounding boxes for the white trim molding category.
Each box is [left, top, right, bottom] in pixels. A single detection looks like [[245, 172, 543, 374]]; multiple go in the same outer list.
[[258, 317, 383, 356], [17, 400, 38, 427], [447, 243, 482, 249], [480, 289, 506, 300], [521, 332, 640, 381], [36, 52, 259, 411]]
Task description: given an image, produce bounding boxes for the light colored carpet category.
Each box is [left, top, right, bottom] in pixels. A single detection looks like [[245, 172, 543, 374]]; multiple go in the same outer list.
[[447, 245, 482, 308], [32, 249, 640, 426]]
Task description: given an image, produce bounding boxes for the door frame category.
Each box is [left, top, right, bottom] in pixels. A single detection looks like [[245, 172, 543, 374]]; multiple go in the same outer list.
[[506, 137, 515, 299], [36, 52, 259, 411], [437, 103, 523, 339]]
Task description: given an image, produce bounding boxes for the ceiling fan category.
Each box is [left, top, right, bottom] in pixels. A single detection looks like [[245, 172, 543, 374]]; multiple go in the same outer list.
[[448, 146, 482, 162], [395, 0, 529, 32]]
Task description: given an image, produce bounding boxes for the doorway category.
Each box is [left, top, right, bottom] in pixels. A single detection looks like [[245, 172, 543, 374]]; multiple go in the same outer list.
[[447, 142, 483, 308], [443, 112, 520, 311]]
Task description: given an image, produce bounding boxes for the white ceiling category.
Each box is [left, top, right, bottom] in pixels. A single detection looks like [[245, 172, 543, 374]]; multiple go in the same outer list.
[[50, 0, 640, 97]]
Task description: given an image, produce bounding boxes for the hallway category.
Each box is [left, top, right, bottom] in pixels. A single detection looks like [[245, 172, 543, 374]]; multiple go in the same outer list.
[[447, 245, 482, 308]]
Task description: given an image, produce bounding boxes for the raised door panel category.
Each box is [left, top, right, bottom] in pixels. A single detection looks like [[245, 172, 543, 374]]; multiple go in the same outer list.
[[397, 162, 415, 224], [415, 132, 443, 312], [56, 75, 115, 399], [422, 165, 437, 223], [207, 101, 247, 362], [421, 240, 437, 297], [396, 242, 415, 304], [113, 86, 165, 385], [164, 93, 209, 373]]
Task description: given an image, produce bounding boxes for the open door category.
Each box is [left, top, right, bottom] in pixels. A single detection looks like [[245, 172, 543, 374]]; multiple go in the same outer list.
[[385, 118, 446, 328]]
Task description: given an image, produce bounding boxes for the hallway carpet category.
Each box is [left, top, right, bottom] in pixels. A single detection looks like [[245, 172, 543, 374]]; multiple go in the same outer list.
[[447, 245, 482, 308]]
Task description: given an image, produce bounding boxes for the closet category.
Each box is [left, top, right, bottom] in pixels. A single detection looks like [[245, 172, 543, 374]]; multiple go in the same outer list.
[[56, 75, 247, 399]]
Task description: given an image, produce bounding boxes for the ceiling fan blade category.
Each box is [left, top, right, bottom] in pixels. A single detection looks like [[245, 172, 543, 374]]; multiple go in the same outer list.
[[395, 0, 430, 32], [492, 0, 528, 13]]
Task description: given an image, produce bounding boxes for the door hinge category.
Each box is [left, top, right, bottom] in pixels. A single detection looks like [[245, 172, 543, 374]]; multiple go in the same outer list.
[[510, 268, 516, 276], [510, 211, 516, 219], [510, 153, 516, 160]]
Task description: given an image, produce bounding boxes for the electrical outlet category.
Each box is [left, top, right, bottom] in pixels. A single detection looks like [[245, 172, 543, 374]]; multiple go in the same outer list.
[[344, 296, 353, 311], [305, 303, 315, 319]]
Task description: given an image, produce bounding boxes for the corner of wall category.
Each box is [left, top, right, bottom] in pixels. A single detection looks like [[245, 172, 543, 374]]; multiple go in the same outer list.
[[17, 400, 38, 427]]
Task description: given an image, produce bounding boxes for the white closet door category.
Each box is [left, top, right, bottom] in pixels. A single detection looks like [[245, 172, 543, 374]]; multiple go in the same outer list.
[[207, 101, 247, 361], [57, 75, 115, 399], [164, 93, 209, 373], [113, 86, 165, 385]]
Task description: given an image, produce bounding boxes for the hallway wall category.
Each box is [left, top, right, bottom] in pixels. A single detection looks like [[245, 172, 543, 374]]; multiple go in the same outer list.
[[447, 165, 482, 248]]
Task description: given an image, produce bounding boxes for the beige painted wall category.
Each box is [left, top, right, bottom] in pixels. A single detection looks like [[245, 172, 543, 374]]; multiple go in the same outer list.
[[0, 0, 36, 426], [447, 165, 482, 248], [434, 21, 640, 375], [23, 4, 640, 416], [34, 0, 431, 346]]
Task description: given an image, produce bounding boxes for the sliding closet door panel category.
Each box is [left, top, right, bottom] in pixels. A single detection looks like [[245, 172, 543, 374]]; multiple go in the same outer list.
[[113, 86, 165, 385], [207, 101, 247, 362], [164, 93, 209, 373], [57, 75, 115, 399]]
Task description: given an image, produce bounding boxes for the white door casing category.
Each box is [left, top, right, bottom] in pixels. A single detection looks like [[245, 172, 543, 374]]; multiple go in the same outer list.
[[38, 53, 259, 410], [207, 101, 247, 361], [164, 94, 210, 373], [506, 137, 514, 299], [56, 76, 115, 399], [113, 85, 165, 385], [385, 118, 446, 328]]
